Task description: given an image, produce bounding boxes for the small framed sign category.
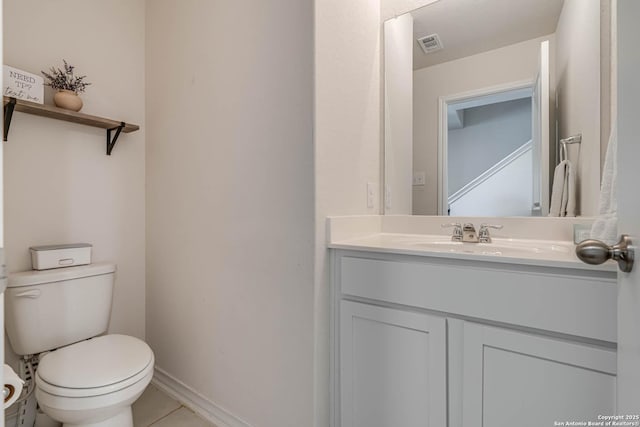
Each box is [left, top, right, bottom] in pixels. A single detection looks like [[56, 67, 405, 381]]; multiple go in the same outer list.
[[3, 65, 44, 104]]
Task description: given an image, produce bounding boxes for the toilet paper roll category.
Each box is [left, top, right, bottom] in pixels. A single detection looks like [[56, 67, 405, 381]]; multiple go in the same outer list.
[[4, 364, 24, 409]]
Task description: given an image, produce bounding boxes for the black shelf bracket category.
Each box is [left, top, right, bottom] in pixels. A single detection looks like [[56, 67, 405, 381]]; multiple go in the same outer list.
[[106, 122, 125, 155], [4, 97, 16, 142]]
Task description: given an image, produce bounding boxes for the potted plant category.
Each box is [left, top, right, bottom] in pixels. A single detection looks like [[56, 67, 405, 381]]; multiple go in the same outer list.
[[41, 60, 91, 112]]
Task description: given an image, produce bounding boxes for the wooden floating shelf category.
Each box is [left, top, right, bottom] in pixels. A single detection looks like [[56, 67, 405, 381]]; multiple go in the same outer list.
[[3, 96, 140, 155]]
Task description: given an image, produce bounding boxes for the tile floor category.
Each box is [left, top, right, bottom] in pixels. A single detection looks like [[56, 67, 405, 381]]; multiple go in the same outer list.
[[133, 384, 217, 427]]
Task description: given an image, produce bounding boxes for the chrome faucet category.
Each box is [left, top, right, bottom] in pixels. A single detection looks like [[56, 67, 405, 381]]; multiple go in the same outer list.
[[441, 222, 462, 242], [478, 224, 503, 243], [462, 223, 479, 242], [443, 222, 504, 243]]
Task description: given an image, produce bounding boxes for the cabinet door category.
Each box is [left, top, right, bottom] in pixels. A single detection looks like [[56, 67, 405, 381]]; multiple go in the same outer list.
[[462, 323, 616, 427], [340, 301, 446, 427]]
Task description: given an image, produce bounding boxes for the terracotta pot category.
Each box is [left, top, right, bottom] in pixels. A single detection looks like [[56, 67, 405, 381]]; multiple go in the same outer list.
[[54, 90, 83, 112]]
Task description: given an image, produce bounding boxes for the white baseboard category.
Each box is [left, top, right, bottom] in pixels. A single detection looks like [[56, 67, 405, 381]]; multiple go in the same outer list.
[[152, 366, 253, 427]]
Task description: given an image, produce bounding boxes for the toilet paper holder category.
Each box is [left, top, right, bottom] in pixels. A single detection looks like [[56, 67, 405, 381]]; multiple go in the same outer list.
[[3, 384, 15, 401], [4, 363, 25, 409]]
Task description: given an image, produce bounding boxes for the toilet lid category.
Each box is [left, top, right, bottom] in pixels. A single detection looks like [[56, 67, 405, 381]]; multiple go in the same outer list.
[[37, 335, 153, 389]]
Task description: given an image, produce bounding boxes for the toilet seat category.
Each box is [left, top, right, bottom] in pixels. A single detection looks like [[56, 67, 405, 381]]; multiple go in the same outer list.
[[36, 334, 153, 398]]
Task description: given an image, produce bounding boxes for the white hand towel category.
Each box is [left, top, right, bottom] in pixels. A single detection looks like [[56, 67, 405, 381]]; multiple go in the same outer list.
[[549, 160, 576, 217], [549, 160, 568, 216], [565, 160, 576, 217], [591, 126, 618, 244]]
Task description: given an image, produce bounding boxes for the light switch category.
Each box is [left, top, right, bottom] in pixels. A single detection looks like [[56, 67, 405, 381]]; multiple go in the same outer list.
[[413, 172, 426, 186]]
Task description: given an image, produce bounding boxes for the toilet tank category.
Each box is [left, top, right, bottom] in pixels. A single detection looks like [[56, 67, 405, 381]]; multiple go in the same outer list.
[[5, 263, 116, 356]]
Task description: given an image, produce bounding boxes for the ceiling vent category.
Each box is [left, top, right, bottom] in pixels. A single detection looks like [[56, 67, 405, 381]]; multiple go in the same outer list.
[[417, 34, 444, 54]]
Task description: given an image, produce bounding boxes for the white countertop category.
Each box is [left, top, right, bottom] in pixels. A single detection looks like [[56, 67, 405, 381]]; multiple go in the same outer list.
[[329, 232, 617, 272]]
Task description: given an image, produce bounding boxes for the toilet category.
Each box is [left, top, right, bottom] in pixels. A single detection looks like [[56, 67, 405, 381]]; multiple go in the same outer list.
[[5, 263, 154, 427]]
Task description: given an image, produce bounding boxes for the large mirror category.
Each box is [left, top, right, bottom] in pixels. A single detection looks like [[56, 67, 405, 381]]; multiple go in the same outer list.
[[383, 0, 613, 217]]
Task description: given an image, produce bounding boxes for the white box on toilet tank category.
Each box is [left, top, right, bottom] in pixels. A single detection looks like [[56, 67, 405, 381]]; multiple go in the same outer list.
[[30, 243, 92, 270]]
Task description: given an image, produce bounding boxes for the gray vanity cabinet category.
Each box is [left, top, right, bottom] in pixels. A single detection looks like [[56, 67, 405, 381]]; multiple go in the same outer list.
[[332, 250, 617, 427], [459, 322, 616, 427], [339, 300, 447, 427]]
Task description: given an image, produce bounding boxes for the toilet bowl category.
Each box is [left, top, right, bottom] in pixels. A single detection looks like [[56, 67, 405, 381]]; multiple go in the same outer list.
[[35, 335, 154, 427], [5, 263, 155, 427]]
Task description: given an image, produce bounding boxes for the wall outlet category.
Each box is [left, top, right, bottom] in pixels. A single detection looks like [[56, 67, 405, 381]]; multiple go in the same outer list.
[[367, 182, 376, 209], [413, 172, 426, 186]]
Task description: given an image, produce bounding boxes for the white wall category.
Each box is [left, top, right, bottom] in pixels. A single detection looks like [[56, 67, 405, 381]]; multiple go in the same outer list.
[[381, 0, 440, 22], [448, 98, 532, 193], [413, 35, 554, 215], [555, 0, 602, 216], [2, 2, 382, 426], [145, 2, 314, 426], [384, 14, 414, 214], [315, 0, 382, 425], [449, 149, 533, 216], [600, 0, 613, 171], [3, 0, 146, 364]]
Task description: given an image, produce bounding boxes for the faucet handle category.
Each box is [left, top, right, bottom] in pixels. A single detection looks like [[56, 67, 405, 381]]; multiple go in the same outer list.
[[479, 224, 503, 243], [441, 222, 463, 241]]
